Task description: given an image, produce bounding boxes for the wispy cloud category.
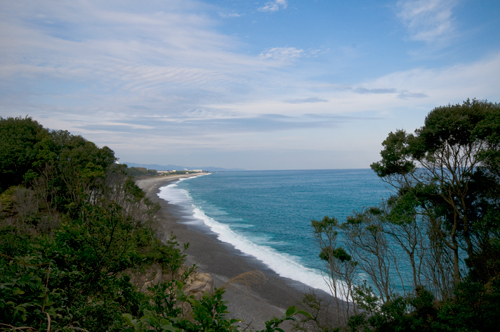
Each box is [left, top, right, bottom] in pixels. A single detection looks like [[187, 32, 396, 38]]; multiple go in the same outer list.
[[78, 113, 362, 136], [285, 97, 328, 104], [213, 52, 500, 119], [218, 12, 241, 18], [259, 47, 304, 63], [397, 0, 458, 43], [258, 0, 288, 12], [397, 91, 428, 99], [324, 86, 425, 99], [353, 88, 397, 94], [0, 0, 278, 115]]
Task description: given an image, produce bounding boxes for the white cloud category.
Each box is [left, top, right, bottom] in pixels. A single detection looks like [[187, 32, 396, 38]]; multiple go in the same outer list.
[[397, 0, 458, 43], [258, 0, 288, 12], [285, 97, 328, 104], [218, 12, 241, 18], [259, 47, 304, 63], [209, 51, 500, 119], [0, 0, 279, 104]]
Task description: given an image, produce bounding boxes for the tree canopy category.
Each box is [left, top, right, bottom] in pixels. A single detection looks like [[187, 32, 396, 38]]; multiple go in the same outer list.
[[0, 116, 49, 191], [371, 99, 500, 283], [304, 99, 500, 332]]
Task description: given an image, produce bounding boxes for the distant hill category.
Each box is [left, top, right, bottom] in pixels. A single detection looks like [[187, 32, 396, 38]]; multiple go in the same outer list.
[[121, 162, 245, 172]]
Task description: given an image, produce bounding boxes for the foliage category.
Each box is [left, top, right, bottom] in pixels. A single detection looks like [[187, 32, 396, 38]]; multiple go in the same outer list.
[[0, 116, 308, 331], [292, 291, 341, 332], [0, 117, 179, 330], [258, 306, 312, 332], [0, 116, 49, 192], [371, 98, 500, 284], [125, 167, 159, 178], [310, 100, 500, 332]]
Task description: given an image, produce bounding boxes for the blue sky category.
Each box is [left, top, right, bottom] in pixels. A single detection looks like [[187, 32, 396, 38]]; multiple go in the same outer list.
[[1, 0, 499, 170]]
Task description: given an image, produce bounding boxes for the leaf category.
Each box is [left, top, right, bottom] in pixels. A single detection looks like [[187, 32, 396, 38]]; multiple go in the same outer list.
[[13, 287, 25, 295], [285, 305, 296, 317], [296, 310, 313, 318], [160, 324, 179, 332], [122, 313, 137, 327]]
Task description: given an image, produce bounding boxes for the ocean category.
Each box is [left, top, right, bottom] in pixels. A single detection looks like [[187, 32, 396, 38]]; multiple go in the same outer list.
[[158, 169, 392, 295]]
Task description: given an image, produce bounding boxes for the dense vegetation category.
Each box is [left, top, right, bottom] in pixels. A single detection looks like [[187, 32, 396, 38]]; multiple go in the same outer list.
[[298, 99, 500, 332], [124, 167, 160, 178], [3, 99, 498, 332], [0, 116, 306, 331]]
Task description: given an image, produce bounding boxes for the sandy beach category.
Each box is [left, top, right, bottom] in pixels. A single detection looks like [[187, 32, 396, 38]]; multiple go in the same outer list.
[[136, 174, 317, 331]]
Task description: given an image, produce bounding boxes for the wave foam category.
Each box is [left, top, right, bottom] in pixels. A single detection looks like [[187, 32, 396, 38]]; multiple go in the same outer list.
[[158, 176, 344, 298]]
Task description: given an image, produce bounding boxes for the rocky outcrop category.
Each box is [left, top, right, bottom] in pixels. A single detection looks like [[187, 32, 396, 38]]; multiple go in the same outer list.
[[183, 270, 214, 300], [124, 263, 214, 300]]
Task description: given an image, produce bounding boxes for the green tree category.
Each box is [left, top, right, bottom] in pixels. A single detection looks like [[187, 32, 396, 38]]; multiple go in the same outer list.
[[370, 99, 500, 284], [310, 100, 500, 331], [0, 116, 50, 192]]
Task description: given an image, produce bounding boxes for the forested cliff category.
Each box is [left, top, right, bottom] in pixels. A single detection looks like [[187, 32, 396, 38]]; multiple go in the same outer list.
[[0, 117, 309, 331]]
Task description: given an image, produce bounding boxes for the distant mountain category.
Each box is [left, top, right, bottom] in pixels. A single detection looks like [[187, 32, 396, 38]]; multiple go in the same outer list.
[[121, 162, 245, 172]]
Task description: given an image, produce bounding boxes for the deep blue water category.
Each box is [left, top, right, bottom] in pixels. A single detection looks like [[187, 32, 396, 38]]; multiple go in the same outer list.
[[158, 169, 392, 294]]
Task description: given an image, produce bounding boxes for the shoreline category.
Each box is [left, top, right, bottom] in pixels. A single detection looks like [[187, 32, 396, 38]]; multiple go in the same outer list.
[[136, 174, 322, 330]]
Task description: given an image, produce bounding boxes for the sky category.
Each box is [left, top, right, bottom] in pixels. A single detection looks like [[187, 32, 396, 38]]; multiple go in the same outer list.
[[1, 0, 500, 170]]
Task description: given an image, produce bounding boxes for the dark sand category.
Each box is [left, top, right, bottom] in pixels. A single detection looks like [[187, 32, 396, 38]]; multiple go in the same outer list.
[[136, 175, 319, 331]]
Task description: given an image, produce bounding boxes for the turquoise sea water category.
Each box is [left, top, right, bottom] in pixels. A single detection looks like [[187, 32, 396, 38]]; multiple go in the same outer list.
[[158, 169, 392, 294]]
